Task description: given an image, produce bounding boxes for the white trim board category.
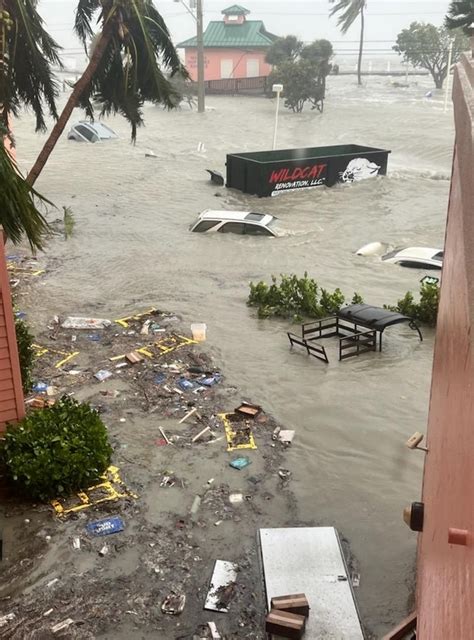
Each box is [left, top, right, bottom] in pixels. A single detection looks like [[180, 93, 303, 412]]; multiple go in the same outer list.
[[259, 527, 365, 639]]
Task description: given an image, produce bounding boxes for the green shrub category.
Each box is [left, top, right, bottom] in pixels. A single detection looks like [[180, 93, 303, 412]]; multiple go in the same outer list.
[[1, 397, 112, 500], [351, 292, 364, 305], [15, 318, 35, 393], [248, 273, 363, 321], [386, 281, 440, 327]]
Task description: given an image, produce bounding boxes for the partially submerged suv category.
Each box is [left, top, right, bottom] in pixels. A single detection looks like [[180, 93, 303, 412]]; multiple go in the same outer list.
[[381, 247, 443, 269], [190, 210, 282, 237]]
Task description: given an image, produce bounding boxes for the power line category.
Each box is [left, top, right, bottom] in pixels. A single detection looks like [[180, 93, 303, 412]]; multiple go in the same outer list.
[[195, 10, 448, 16]]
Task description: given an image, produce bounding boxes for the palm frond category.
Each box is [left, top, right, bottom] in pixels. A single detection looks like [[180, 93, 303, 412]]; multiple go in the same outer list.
[[75, 0, 185, 141], [75, 0, 101, 48], [0, 127, 51, 250], [329, 0, 366, 34], [2, 0, 62, 132], [446, 1, 474, 35], [143, 4, 186, 75]]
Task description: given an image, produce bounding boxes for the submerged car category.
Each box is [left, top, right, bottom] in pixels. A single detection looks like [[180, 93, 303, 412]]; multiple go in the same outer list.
[[68, 121, 118, 143], [190, 210, 282, 237], [381, 247, 443, 269]]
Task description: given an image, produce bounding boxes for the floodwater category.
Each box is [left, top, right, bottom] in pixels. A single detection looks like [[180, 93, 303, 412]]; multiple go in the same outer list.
[[15, 75, 453, 636]]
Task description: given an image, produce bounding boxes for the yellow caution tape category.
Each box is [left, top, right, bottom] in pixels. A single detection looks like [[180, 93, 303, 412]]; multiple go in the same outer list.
[[7, 264, 45, 277], [32, 344, 80, 369], [51, 465, 138, 517], [32, 344, 49, 358], [54, 352, 80, 369], [219, 412, 257, 452], [114, 307, 158, 328], [112, 335, 197, 361]]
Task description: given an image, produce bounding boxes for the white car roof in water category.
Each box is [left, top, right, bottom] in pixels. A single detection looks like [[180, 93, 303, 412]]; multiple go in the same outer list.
[[70, 121, 118, 140], [391, 247, 442, 259], [198, 210, 275, 224]]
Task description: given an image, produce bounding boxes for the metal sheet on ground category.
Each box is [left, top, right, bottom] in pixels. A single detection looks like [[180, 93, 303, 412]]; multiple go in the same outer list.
[[204, 560, 238, 613], [259, 527, 364, 640]]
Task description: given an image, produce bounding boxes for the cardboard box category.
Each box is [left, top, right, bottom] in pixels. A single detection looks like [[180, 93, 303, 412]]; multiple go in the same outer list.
[[265, 610, 306, 639], [271, 593, 310, 618], [235, 402, 261, 418]]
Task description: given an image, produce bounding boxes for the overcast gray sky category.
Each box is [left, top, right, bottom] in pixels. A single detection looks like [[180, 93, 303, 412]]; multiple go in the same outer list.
[[38, 0, 451, 60]]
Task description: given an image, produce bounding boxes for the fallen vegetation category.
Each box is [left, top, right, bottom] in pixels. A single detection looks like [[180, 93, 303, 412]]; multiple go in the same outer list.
[[248, 273, 440, 326], [386, 280, 440, 326], [248, 273, 363, 321]]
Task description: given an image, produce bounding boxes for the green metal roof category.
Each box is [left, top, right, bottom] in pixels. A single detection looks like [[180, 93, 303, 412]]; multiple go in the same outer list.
[[177, 20, 277, 48], [222, 4, 250, 15]]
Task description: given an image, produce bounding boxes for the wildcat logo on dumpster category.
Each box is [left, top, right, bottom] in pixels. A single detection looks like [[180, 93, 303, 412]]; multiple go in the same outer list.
[[268, 163, 327, 194]]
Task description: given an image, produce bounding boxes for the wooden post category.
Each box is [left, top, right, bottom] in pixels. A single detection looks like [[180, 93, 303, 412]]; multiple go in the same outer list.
[[381, 612, 417, 640]]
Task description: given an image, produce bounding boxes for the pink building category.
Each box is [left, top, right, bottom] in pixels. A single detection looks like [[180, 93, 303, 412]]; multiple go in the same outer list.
[[177, 4, 278, 82]]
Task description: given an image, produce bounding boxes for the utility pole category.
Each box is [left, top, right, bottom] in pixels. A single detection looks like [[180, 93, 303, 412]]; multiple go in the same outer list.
[[196, 0, 205, 113], [444, 39, 453, 113], [174, 0, 205, 112], [272, 84, 283, 150]]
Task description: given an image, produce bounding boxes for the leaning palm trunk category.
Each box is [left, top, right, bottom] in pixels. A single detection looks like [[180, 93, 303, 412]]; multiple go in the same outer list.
[[27, 23, 113, 186], [0, 0, 9, 130], [357, 4, 364, 85]]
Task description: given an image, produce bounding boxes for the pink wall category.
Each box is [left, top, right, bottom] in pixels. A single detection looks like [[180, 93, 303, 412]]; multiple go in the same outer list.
[[184, 48, 272, 81]]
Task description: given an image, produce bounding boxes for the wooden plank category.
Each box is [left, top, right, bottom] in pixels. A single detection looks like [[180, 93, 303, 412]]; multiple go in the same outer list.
[[340, 340, 376, 351], [259, 527, 364, 639], [0, 408, 19, 424], [0, 237, 25, 421], [0, 378, 14, 390], [0, 368, 13, 381], [0, 356, 12, 371], [381, 612, 416, 640], [0, 388, 15, 403], [0, 398, 17, 413], [307, 345, 327, 359]]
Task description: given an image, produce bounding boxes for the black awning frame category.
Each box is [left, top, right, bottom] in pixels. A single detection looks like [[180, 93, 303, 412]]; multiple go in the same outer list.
[[336, 304, 423, 341]]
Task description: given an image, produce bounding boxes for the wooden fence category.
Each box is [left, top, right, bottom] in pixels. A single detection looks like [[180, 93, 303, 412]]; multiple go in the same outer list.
[[192, 76, 270, 96]]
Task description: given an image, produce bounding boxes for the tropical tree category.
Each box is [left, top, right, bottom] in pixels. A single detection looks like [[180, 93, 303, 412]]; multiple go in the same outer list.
[[0, 126, 50, 250], [393, 22, 469, 89], [265, 35, 303, 66], [27, 0, 186, 186], [329, 0, 366, 86], [300, 39, 334, 94], [0, 2, 60, 247], [268, 39, 333, 113], [0, 1, 61, 137]]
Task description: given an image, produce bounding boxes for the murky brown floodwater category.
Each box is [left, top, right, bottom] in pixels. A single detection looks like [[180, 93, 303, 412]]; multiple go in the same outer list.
[[14, 75, 453, 636]]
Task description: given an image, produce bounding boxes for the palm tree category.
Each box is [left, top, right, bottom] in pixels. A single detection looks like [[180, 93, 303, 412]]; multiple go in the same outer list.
[[329, 0, 367, 86], [27, 0, 185, 186], [0, 0, 61, 137], [446, 0, 474, 55], [0, 2, 60, 248], [0, 126, 50, 250]]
